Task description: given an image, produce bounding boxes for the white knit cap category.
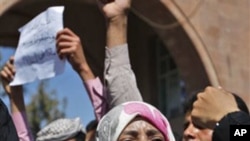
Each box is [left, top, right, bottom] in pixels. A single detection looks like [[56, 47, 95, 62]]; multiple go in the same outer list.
[[36, 117, 85, 141]]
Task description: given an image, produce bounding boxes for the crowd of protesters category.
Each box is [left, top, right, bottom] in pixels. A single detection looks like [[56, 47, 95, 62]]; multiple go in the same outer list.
[[1, 0, 250, 141]]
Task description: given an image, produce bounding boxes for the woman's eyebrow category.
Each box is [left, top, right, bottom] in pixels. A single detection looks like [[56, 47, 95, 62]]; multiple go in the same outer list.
[[121, 130, 139, 137], [146, 129, 161, 136]]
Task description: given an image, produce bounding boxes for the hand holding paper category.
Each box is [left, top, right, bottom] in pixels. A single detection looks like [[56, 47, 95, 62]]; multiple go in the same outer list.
[[0, 56, 19, 95], [56, 28, 86, 72], [10, 6, 65, 86]]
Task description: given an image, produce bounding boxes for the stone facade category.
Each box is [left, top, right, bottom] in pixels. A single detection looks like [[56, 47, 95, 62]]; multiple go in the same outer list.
[[160, 0, 250, 106], [0, 0, 19, 15]]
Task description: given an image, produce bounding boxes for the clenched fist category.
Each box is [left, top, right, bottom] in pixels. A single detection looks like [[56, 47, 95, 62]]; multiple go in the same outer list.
[[191, 86, 239, 129]]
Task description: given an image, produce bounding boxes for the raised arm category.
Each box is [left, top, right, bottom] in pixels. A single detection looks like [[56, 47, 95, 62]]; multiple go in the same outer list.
[[98, 0, 142, 109], [191, 86, 240, 130], [0, 56, 34, 141], [191, 86, 250, 141], [56, 28, 108, 120]]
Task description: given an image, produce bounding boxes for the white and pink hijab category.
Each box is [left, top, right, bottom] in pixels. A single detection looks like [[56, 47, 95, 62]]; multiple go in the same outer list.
[[96, 101, 176, 141]]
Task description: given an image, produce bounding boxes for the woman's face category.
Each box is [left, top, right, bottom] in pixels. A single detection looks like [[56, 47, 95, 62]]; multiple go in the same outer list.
[[118, 117, 165, 141]]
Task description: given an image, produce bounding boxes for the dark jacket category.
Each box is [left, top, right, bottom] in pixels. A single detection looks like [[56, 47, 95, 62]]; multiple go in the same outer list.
[[0, 98, 18, 141], [212, 111, 250, 141]]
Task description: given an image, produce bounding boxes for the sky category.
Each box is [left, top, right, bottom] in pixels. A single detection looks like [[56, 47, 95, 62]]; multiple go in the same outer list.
[[0, 46, 95, 128]]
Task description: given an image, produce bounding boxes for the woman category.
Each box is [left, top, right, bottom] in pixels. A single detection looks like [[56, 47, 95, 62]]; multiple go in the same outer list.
[[96, 101, 175, 141]]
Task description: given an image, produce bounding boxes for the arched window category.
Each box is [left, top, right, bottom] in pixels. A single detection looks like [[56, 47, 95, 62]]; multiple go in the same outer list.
[[155, 37, 186, 118]]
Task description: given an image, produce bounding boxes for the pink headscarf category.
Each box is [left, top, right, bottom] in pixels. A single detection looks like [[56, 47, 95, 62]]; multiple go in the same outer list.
[[96, 101, 175, 141]]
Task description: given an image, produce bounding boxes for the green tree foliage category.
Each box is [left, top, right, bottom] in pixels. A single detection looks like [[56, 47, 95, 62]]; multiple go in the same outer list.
[[26, 81, 67, 136]]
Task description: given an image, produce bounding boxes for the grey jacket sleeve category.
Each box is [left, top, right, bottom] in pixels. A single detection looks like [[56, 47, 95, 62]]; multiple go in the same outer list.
[[104, 44, 143, 109]]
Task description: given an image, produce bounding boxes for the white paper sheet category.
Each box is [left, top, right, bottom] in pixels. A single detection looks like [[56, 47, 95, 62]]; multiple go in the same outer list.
[[10, 6, 65, 86]]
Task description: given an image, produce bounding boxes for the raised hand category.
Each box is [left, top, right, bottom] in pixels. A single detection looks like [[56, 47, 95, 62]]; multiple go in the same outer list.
[[98, 0, 131, 19], [0, 56, 22, 96], [191, 86, 239, 129], [56, 28, 94, 80], [56, 28, 86, 71], [0, 56, 25, 113]]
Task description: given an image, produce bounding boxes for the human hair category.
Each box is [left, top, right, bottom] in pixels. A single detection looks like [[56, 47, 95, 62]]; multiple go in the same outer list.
[[183, 90, 202, 114], [73, 131, 86, 141], [232, 93, 249, 114], [86, 119, 98, 132], [183, 90, 250, 115]]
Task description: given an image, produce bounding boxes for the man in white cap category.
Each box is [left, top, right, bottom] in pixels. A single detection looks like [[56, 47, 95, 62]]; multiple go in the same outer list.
[[36, 117, 85, 141]]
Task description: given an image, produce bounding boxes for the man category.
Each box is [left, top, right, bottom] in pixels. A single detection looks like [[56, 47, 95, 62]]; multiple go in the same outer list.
[[185, 86, 250, 141], [182, 91, 212, 141]]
